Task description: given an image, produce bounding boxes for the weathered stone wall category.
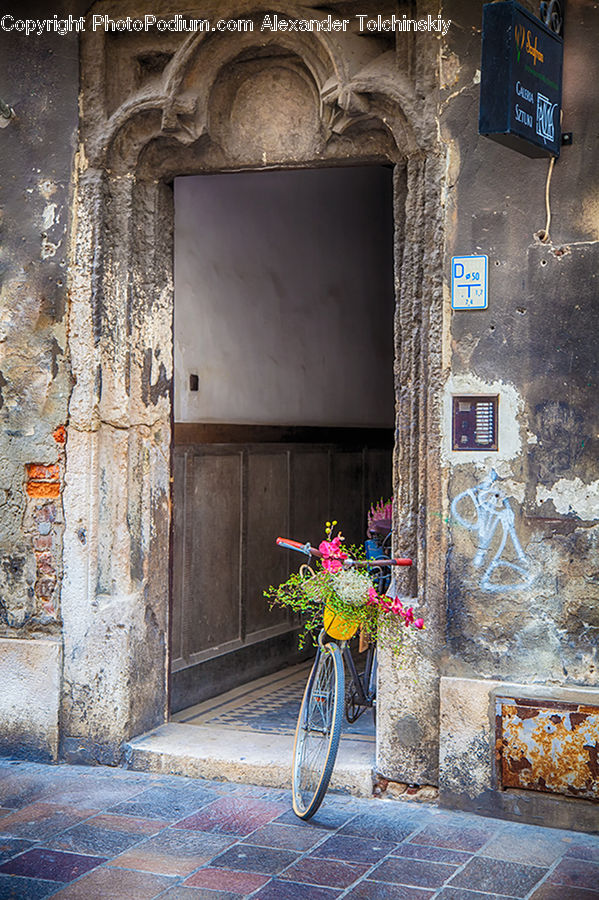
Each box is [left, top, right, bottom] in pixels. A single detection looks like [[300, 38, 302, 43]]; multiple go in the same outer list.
[[432, 0, 599, 825], [0, 0, 595, 829], [64, 0, 445, 768], [0, 8, 79, 759]]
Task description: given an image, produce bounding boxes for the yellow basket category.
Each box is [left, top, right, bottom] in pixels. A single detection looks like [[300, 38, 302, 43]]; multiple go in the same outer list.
[[323, 604, 359, 640]]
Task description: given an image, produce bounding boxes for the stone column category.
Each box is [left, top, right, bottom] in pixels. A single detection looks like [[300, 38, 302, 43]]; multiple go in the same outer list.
[[377, 154, 447, 785], [60, 167, 172, 764]]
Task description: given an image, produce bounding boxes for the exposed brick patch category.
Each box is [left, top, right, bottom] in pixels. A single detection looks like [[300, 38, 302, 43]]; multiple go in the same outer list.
[[22, 456, 64, 624], [26, 463, 60, 499]]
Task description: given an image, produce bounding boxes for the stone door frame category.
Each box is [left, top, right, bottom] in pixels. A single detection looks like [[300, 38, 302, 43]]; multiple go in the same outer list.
[[61, 1, 446, 781]]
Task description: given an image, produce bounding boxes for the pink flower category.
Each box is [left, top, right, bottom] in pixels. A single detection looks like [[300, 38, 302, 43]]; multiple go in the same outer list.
[[319, 537, 348, 573], [414, 618, 425, 629], [388, 596, 405, 616], [367, 587, 379, 606]]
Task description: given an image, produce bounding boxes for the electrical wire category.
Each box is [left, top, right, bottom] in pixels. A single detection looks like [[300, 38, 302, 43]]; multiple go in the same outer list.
[[539, 156, 555, 243]]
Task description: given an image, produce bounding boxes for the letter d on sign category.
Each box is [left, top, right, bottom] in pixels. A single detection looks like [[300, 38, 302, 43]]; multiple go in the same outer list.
[[453, 262, 464, 278]]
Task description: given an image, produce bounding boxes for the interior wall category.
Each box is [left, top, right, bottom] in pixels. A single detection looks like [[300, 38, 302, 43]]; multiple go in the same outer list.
[[174, 166, 394, 427]]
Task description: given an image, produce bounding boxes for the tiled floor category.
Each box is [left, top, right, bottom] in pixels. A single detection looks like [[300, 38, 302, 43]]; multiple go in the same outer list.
[[0, 759, 597, 899], [172, 662, 375, 742]]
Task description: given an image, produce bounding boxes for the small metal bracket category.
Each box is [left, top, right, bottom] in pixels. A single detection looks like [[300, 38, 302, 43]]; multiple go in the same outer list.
[[539, 0, 563, 36]]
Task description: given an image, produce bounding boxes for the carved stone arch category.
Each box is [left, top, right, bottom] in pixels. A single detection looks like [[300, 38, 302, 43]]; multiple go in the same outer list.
[[63, 2, 446, 784]]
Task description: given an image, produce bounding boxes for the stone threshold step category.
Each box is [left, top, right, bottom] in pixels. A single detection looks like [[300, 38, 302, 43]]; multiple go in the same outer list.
[[124, 722, 375, 798]]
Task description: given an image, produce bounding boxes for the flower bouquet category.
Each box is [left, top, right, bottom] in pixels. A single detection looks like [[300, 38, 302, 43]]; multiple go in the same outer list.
[[265, 521, 424, 650]]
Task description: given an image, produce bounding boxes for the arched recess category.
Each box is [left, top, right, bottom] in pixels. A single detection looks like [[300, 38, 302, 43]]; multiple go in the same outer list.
[[62, 1, 446, 782]]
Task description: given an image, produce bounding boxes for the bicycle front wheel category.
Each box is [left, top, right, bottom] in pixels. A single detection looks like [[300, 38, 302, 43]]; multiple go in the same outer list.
[[292, 640, 344, 819]]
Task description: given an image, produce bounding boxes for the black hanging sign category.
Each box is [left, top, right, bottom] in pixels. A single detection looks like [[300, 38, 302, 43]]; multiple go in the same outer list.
[[479, 1, 563, 158]]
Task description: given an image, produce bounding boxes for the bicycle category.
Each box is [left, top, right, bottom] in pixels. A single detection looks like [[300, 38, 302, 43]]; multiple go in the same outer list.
[[275, 535, 412, 819]]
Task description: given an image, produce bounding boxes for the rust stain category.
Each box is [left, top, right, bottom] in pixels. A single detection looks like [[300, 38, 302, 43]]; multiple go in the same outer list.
[[497, 698, 599, 801], [516, 705, 540, 720]]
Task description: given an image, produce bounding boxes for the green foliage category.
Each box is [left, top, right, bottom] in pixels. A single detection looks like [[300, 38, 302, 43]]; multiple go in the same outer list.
[[265, 561, 399, 650]]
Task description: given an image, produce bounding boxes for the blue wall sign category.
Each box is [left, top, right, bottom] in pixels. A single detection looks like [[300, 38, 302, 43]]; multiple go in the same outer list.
[[451, 256, 488, 310]]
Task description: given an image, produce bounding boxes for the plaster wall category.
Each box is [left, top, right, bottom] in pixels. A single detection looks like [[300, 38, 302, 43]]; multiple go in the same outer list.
[[174, 168, 395, 427], [420, 0, 599, 823], [0, 10, 79, 760], [439, 0, 598, 683], [0, 12, 77, 638]]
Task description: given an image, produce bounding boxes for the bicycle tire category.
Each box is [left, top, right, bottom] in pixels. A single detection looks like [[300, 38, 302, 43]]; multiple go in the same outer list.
[[292, 640, 344, 819]]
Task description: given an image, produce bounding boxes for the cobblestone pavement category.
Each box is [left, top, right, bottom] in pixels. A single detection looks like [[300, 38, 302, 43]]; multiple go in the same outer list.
[[0, 759, 597, 899]]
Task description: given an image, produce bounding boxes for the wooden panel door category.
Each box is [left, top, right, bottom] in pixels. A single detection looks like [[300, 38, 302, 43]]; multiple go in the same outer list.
[[170, 427, 392, 711]]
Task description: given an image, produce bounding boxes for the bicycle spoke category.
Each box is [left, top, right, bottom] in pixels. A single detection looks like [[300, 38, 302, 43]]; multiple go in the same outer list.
[[292, 642, 344, 818]]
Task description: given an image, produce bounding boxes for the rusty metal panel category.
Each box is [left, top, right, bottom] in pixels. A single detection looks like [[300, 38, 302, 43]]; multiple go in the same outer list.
[[496, 697, 599, 800]]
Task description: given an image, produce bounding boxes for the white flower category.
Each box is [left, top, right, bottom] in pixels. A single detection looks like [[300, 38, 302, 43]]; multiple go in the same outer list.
[[332, 569, 373, 607]]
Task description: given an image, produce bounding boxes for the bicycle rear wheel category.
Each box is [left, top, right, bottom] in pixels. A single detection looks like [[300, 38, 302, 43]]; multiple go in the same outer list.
[[292, 640, 344, 819]]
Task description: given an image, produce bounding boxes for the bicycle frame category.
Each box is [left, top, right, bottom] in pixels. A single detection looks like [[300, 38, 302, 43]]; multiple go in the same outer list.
[[342, 642, 375, 709]]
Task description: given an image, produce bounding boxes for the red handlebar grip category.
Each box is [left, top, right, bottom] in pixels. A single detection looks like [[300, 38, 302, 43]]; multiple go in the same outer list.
[[276, 537, 323, 558], [395, 558, 413, 566], [276, 537, 304, 549]]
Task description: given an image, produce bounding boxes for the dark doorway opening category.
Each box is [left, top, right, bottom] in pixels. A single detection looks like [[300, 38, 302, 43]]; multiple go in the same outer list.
[[170, 166, 395, 717]]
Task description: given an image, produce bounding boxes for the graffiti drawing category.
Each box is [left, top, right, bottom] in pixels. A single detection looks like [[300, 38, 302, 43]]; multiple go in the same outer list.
[[451, 469, 534, 592]]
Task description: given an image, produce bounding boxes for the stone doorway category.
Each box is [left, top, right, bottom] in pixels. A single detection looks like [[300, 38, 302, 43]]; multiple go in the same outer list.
[[170, 165, 395, 713], [63, 2, 445, 785]]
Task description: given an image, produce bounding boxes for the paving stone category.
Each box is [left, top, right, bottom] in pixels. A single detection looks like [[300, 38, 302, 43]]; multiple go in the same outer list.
[[108, 784, 218, 822], [40, 776, 147, 809], [210, 843, 300, 874], [311, 833, 397, 864], [233, 786, 291, 802], [482, 827, 567, 866], [252, 880, 342, 899], [529, 885, 599, 900], [78, 813, 165, 836], [345, 883, 434, 900], [564, 840, 599, 862], [549, 857, 599, 890], [407, 822, 494, 852], [0, 874, 62, 899], [435, 890, 514, 900], [0, 803, 98, 841], [243, 823, 330, 851], [391, 843, 472, 865], [339, 810, 422, 843], [45, 822, 152, 856], [0, 773, 68, 810], [448, 856, 547, 896], [370, 856, 458, 889], [107, 828, 235, 876], [280, 856, 369, 888], [159, 889, 240, 900], [183, 866, 269, 892], [176, 797, 288, 836], [274, 804, 356, 831], [47, 865, 176, 899], [0, 847, 105, 882], [0, 838, 37, 865]]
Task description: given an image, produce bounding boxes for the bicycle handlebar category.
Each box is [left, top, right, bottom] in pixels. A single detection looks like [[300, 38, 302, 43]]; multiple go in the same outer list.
[[276, 536, 412, 567]]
